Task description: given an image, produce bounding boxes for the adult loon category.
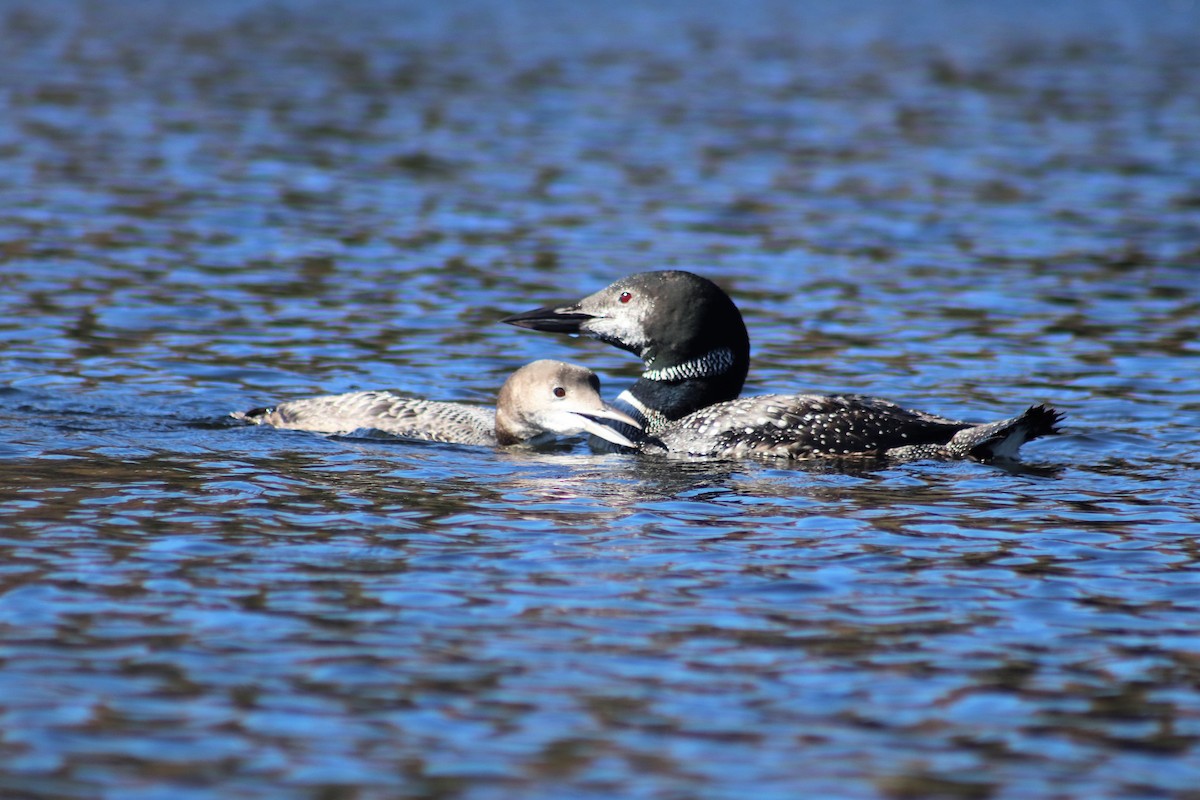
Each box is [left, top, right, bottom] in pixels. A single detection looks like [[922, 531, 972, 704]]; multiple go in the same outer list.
[[232, 359, 641, 449], [503, 271, 1063, 462]]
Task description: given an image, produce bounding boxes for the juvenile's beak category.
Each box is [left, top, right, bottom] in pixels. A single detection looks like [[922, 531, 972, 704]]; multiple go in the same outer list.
[[502, 304, 595, 333], [572, 404, 641, 449]]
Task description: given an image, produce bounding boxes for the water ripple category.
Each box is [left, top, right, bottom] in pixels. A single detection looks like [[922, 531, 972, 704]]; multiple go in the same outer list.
[[2, 0, 1199, 798]]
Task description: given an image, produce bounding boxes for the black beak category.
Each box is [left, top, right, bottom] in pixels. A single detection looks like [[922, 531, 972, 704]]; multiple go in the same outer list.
[[501, 305, 595, 333]]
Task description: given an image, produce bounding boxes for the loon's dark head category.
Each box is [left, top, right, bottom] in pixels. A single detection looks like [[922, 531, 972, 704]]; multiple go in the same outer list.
[[504, 270, 749, 374]]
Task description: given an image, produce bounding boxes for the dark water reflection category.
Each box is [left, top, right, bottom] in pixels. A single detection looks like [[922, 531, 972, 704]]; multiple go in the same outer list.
[[3, 1, 1200, 798]]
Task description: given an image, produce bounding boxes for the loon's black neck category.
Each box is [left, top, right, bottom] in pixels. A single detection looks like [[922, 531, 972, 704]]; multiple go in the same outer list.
[[613, 346, 749, 433]]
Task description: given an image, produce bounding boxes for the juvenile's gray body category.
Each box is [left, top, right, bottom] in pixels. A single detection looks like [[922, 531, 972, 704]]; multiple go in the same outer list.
[[235, 392, 498, 444], [233, 360, 640, 449]]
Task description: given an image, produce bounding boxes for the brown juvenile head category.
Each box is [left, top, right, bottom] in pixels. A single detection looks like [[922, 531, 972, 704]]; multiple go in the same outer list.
[[493, 360, 641, 447]]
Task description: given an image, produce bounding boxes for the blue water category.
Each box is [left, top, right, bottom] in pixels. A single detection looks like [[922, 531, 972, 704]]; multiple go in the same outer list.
[[2, 1, 1199, 798]]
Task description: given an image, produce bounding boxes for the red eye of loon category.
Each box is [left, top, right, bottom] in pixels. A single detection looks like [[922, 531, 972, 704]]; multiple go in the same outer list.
[[619, 291, 632, 303], [553, 387, 566, 398]]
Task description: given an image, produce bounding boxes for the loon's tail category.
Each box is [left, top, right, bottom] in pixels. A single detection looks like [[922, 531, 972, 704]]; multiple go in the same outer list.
[[951, 404, 1065, 462]]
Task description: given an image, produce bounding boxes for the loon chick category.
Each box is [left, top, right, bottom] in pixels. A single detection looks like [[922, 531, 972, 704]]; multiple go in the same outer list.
[[232, 360, 641, 449], [502, 271, 1063, 462]]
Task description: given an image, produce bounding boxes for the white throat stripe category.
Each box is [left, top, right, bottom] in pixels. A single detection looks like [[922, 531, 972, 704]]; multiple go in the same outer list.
[[616, 389, 669, 433]]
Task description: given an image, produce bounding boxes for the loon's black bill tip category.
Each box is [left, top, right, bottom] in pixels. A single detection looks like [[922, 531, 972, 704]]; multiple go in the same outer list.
[[579, 408, 642, 432], [575, 413, 638, 450], [501, 306, 594, 333]]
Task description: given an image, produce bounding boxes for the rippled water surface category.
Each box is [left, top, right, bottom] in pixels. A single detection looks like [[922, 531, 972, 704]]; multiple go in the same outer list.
[[2, 1, 1200, 798]]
